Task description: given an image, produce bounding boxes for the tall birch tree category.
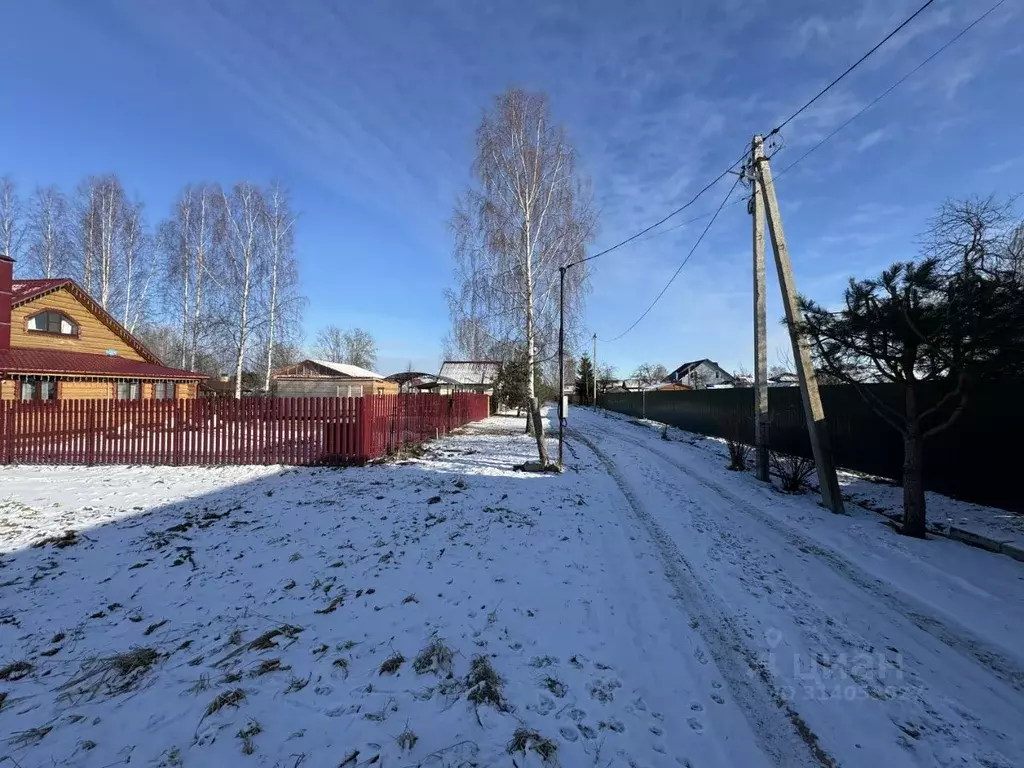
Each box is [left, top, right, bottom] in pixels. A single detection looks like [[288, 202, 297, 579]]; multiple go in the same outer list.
[[449, 88, 595, 463], [26, 186, 69, 278], [221, 183, 266, 398], [261, 182, 297, 389]]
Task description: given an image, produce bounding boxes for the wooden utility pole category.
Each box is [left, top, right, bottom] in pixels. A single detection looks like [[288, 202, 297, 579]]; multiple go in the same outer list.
[[592, 333, 598, 406], [753, 136, 844, 514], [750, 138, 770, 482]]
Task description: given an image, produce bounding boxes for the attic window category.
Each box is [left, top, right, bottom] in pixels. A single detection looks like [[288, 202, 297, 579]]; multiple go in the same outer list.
[[27, 310, 78, 337]]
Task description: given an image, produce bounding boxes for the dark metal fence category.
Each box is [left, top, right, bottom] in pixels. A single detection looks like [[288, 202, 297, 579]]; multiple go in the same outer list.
[[600, 381, 1022, 512]]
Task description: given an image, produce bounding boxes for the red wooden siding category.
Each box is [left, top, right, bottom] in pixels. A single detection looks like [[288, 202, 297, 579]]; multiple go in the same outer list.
[[0, 393, 490, 467]]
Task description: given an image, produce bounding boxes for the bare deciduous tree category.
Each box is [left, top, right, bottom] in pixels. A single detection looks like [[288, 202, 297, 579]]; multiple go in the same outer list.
[[311, 326, 377, 371], [120, 199, 152, 333], [312, 325, 346, 362], [261, 182, 298, 390], [26, 186, 69, 278], [448, 88, 595, 463], [0, 176, 24, 262], [632, 363, 669, 387], [341, 328, 377, 371], [221, 183, 266, 399]]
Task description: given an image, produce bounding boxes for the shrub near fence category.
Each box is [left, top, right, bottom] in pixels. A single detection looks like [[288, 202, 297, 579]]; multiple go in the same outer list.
[[0, 393, 490, 468], [600, 381, 1022, 513]]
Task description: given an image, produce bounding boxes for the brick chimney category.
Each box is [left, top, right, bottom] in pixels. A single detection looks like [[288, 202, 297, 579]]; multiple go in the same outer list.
[[0, 255, 12, 351]]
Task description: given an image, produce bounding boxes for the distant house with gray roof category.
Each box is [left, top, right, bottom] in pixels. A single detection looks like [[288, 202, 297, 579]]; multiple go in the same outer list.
[[437, 360, 502, 396]]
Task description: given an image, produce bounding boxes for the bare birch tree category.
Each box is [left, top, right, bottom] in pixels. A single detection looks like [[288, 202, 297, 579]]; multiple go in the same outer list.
[[221, 183, 266, 398], [0, 176, 24, 262], [159, 185, 223, 370], [449, 88, 595, 463], [74, 175, 127, 309], [25, 186, 70, 278], [120, 199, 152, 333], [261, 182, 297, 389]]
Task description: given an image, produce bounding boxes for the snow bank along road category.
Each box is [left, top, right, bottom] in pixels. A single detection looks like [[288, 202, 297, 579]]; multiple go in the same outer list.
[[0, 411, 1020, 767]]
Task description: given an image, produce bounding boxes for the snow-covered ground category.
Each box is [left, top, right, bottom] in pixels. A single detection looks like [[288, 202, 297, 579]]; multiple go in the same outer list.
[[1, 410, 1022, 767]]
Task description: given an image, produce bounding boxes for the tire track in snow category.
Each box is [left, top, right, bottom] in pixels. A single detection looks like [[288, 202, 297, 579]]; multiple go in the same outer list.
[[570, 429, 835, 768], [589, 420, 1024, 695]]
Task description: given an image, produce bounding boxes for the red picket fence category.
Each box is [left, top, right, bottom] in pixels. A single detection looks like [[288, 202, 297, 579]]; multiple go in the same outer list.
[[0, 393, 490, 467]]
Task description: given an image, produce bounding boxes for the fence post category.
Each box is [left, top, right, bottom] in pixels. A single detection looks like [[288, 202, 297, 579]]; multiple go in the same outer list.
[[0, 400, 10, 465], [85, 402, 96, 467], [357, 396, 372, 463]]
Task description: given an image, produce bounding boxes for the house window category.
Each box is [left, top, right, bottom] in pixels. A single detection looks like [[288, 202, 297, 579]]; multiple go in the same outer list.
[[116, 380, 140, 400], [27, 310, 78, 336], [153, 381, 176, 400], [19, 377, 57, 402]]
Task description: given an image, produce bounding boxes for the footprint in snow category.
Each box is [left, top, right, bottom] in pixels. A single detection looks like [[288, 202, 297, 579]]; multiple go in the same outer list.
[[559, 726, 579, 742], [687, 716, 705, 734], [711, 693, 725, 705], [567, 708, 587, 722], [690, 702, 704, 712], [531, 693, 555, 716]]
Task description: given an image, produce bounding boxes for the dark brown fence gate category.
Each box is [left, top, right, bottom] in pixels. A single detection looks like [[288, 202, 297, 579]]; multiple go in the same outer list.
[[0, 393, 490, 467]]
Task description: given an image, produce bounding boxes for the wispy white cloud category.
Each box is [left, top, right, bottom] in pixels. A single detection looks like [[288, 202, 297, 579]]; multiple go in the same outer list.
[[855, 128, 887, 152], [92, 0, 1019, 373]]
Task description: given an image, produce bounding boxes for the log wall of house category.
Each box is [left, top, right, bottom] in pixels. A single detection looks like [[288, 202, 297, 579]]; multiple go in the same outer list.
[[10, 288, 145, 360], [274, 378, 399, 398], [1, 379, 198, 401], [60, 381, 115, 399]]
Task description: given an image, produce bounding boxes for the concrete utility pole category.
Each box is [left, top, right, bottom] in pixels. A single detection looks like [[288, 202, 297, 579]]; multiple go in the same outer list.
[[592, 333, 598, 406], [753, 136, 845, 514], [750, 137, 770, 483]]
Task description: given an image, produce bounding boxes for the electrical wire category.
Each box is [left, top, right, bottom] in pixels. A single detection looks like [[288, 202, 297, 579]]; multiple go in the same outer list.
[[770, 0, 939, 135], [600, 173, 743, 343], [565, 146, 750, 269], [626, 0, 1007, 246], [563, 0, 939, 273], [774, 0, 1009, 180]]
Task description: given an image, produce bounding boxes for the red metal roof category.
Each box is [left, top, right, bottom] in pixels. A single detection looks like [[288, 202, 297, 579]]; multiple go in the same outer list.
[[11, 279, 71, 305], [0, 348, 205, 380]]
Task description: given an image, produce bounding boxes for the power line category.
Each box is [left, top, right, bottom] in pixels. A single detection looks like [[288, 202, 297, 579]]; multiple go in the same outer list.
[[566, 147, 749, 269], [771, 0, 939, 135], [567, 0, 939, 272], [775, 0, 1009, 179], [600, 173, 743, 343], [627, 0, 1006, 247]]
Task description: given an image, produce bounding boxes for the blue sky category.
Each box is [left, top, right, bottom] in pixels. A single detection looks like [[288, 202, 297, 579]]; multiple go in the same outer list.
[[4, 0, 1021, 377]]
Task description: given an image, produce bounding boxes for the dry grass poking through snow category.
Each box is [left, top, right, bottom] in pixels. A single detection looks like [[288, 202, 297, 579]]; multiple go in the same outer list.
[[0, 416, 695, 766]]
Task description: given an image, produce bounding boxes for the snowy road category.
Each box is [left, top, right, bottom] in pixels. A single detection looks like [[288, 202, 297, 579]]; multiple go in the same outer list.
[[1, 410, 1022, 767], [569, 407, 1024, 768]]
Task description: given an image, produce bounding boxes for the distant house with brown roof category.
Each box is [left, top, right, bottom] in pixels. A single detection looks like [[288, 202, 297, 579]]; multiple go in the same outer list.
[[0, 256, 205, 401], [271, 360, 399, 398]]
